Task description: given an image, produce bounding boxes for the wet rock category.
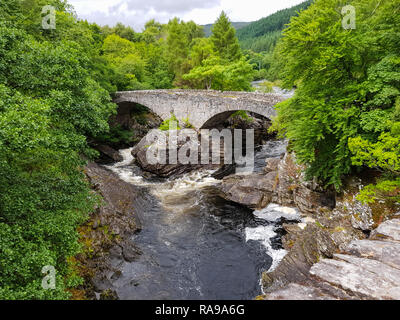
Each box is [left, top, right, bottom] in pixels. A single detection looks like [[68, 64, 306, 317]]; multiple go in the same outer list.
[[99, 289, 118, 300], [310, 254, 400, 300], [211, 164, 236, 180], [371, 219, 400, 242], [264, 158, 281, 174], [261, 211, 363, 294], [336, 194, 374, 231], [77, 162, 143, 299], [92, 275, 114, 293], [122, 241, 142, 263], [266, 283, 336, 300], [132, 133, 215, 178], [108, 245, 123, 260], [345, 239, 400, 270], [218, 152, 335, 213], [85, 162, 142, 235], [218, 172, 278, 209], [261, 223, 337, 293], [95, 144, 123, 163], [275, 154, 335, 213]]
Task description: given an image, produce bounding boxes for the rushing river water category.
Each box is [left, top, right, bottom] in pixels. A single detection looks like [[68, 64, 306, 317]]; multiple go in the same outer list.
[[104, 140, 292, 300]]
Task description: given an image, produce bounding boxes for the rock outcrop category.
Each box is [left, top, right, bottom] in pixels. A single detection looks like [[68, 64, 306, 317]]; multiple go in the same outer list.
[[76, 162, 143, 298], [265, 218, 400, 300], [132, 113, 273, 178], [218, 153, 336, 212], [261, 212, 364, 294], [216, 150, 400, 300], [131, 132, 217, 178]]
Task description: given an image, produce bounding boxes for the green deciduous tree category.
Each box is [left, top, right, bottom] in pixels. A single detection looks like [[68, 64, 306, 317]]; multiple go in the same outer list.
[[0, 0, 115, 299], [272, 0, 400, 191]]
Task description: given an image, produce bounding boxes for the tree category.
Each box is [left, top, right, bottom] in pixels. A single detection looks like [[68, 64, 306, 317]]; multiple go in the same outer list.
[[183, 56, 254, 91], [0, 0, 115, 299], [189, 38, 214, 68], [166, 18, 204, 85], [272, 0, 400, 190], [211, 11, 242, 62]]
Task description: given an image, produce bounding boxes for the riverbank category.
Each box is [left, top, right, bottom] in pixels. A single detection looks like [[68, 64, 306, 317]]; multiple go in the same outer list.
[[76, 141, 399, 300], [70, 162, 142, 299], [217, 152, 400, 299]]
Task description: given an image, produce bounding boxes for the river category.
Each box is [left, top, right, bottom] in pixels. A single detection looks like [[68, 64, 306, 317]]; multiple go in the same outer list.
[[103, 140, 291, 300]]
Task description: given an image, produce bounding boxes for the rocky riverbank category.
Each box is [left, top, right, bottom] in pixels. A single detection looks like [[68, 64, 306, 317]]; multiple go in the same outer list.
[[217, 150, 400, 300], [265, 219, 400, 300], [72, 162, 143, 300]]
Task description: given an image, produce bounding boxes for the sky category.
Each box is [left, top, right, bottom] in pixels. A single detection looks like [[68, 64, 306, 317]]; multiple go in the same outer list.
[[68, 0, 306, 31]]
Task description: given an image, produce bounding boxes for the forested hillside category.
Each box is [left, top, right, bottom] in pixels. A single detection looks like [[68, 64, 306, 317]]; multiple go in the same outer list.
[[203, 22, 250, 37], [236, 1, 312, 81], [237, 0, 312, 53]]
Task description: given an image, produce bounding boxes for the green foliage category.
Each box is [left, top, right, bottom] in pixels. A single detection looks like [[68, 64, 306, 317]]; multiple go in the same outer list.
[[203, 22, 250, 38], [159, 114, 181, 131], [102, 33, 173, 90], [230, 111, 253, 123], [96, 125, 134, 145], [0, 0, 114, 299], [272, 0, 400, 190], [237, 0, 312, 53], [258, 80, 282, 93], [349, 130, 400, 174], [241, 31, 282, 54], [356, 179, 400, 205], [183, 56, 254, 91], [211, 11, 242, 62]]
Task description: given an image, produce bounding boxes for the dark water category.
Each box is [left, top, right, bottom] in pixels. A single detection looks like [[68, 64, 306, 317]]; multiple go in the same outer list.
[[105, 141, 287, 300]]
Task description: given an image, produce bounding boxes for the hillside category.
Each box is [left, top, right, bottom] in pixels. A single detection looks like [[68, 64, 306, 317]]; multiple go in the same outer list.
[[203, 21, 251, 37], [237, 0, 312, 52]]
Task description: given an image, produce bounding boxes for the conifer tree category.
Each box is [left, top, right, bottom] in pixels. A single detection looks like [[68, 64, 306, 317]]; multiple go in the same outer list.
[[211, 11, 242, 62]]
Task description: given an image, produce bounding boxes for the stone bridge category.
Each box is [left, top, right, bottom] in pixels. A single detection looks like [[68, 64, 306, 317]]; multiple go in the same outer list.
[[113, 90, 285, 129]]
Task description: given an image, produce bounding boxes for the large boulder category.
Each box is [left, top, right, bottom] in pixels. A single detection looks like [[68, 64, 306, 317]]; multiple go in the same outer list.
[[94, 144, 123, 164], [218, 172, 278, 209], [132, 131, 219, 178]]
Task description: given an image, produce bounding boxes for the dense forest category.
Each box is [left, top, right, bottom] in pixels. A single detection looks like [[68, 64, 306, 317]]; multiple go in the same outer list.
[[0, 0, 399, 300], [272, 0, 400, 201], [237, 0, 312, 52], [238, 0, 312, 80]]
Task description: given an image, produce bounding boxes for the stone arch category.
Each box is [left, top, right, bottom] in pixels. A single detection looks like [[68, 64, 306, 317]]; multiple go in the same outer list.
[[111, 101, 163, 131], [200, 110, 272, 129]]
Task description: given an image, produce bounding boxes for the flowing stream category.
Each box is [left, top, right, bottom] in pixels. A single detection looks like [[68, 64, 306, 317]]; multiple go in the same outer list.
[[104, 140, 292, 300]]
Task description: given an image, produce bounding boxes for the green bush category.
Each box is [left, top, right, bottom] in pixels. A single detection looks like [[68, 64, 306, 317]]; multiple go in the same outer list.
[[159, 114, 181, 131]]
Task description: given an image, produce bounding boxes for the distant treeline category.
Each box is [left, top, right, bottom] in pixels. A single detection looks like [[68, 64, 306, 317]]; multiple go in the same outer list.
[[238, 0, 313, 53]]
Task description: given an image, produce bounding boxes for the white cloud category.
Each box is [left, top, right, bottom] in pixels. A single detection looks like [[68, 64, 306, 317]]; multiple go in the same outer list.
[[68, 0, 306, 31]]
